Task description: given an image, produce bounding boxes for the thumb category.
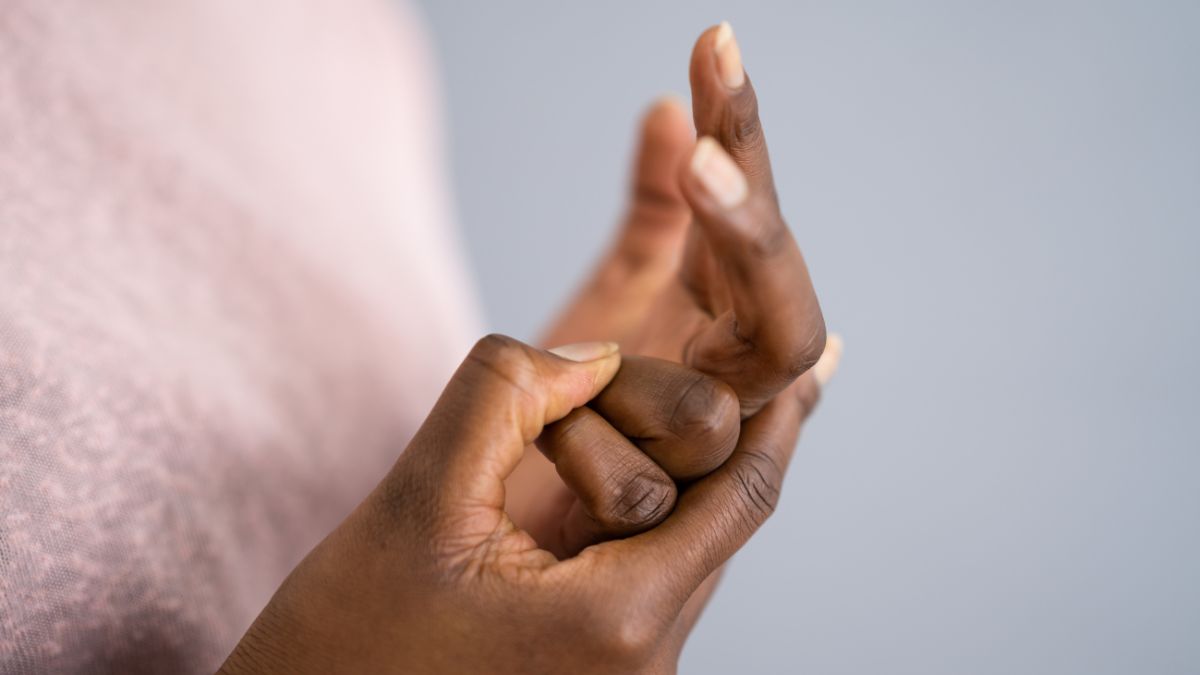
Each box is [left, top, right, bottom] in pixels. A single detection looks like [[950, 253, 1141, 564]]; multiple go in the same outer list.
[[394, 335, 621, 541]]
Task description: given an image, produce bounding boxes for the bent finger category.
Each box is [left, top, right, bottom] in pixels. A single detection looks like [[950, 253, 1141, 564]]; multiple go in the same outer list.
[[590, 355, 741, 481], [680, 137, 825, 416], [609, 336, 842, 607], [683, 24, 826, 416], [539, 407, 677, 556]]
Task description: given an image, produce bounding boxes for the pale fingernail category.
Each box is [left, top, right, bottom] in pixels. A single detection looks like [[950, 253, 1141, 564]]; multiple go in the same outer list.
[[812, 334, 844, 387], [714, 21, 745, 89], [691, 137, 748, 209], [548, 341, 620, 362]]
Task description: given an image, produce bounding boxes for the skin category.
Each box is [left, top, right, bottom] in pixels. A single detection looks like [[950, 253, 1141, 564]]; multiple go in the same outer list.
[[218, 336, 827, 675], [509, 21, 829, 614], [220, 23, 840, 673], [540, 25, 825, 415]]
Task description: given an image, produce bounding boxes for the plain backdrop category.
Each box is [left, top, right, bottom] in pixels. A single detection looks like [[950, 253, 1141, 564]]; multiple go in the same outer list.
[[411, 1, 1200, 673]]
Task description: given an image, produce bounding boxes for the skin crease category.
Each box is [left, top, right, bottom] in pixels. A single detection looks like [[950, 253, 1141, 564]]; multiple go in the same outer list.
[[219, 23, 840, 674]]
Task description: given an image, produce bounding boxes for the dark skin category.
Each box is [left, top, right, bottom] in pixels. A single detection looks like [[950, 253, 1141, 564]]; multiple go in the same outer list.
[[512, 20, 827, 587], [219, 23, 838, 673], [219, 336, 829, 675]]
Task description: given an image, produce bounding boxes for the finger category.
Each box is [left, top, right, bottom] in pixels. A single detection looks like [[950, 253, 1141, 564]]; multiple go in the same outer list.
[[539, 98, 693, 347], [678, 224, 732, 318], [391, 336, 620, 539], [680, 136, 825, 416], [681, 23, 826, 417], [678, 22, 765, 319], [621, 95, 695, 256], [612, 336, 842, 606], [539, 407, 677, 556], [689, 22, 774, 196], [590, 355, 741, 481]]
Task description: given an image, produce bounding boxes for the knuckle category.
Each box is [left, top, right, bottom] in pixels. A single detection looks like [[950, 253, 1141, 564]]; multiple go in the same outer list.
[[729, 449, 786, 527], [794, 322, 829, 378], [632, 180, 684, 215], [589, 606, 660, 662], [469, 333, 539, 392], [669, 376, 741, 467], [569, 551, 665, 661], [471, 333, 524, 364], [722, 91, 764, 152], [734, 100, 763, 148], [599, 469, 676, 532], [764, 321, 827, 382], [667, 369, 739, 475]]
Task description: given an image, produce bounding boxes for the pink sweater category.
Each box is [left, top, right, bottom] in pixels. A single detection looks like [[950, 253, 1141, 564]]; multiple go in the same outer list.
[[0, 1, 480, 671]]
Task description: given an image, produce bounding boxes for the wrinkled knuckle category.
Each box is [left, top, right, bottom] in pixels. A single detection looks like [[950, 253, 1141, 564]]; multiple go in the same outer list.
[[670, 376, 741, 474], [803, 315, 829, 361], [766, 322, 827, 382], [602, 470, 676, 531], [795, 323, 829, 377], [730, 450, 786, 527], [735, 100, 763, 146], [724, 92, 763, 150]]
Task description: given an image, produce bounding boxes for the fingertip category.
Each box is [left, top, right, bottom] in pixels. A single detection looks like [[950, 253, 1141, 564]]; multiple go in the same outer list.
[[638, 94, 694, 154], [713, 21, 745, 89], [624, 95, 694, 246], [688, 22, 773, 196], [690, 22, 725, 67], [646, 93, 688, 124]]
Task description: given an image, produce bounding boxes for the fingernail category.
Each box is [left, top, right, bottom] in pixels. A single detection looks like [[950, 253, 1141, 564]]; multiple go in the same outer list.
[[812, 334, 844, 387], [548, 341, 620, 362], [691, 137, 748, 209], [714, 21, 745, 89]]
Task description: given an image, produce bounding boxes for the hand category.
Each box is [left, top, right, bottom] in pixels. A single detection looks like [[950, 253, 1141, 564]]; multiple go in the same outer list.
[[513, 23, 832, 559], [546, 22, 827, 418], [522, 353, 741, 558], [218, 335, 832, 674]]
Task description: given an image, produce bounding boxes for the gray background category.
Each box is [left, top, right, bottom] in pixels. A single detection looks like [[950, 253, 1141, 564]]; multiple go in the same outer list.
[[412, 1, 1200, 673]]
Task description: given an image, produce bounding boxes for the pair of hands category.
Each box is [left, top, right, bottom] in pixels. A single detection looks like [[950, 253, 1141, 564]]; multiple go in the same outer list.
[[219, 23, 839, 674]]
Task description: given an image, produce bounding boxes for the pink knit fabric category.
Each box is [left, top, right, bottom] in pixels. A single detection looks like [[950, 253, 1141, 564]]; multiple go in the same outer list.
[[0, 2, 479, 671]]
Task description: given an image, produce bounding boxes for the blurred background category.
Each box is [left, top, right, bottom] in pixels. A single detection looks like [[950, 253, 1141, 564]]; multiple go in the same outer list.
[[412, 1, 1199, 673]]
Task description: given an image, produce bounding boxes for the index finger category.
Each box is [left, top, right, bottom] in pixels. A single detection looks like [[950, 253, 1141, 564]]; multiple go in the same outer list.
[[682, 23, 826, 416]]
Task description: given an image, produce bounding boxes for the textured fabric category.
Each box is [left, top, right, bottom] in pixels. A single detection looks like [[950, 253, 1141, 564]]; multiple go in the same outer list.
[[0, 1, 480, 672]]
